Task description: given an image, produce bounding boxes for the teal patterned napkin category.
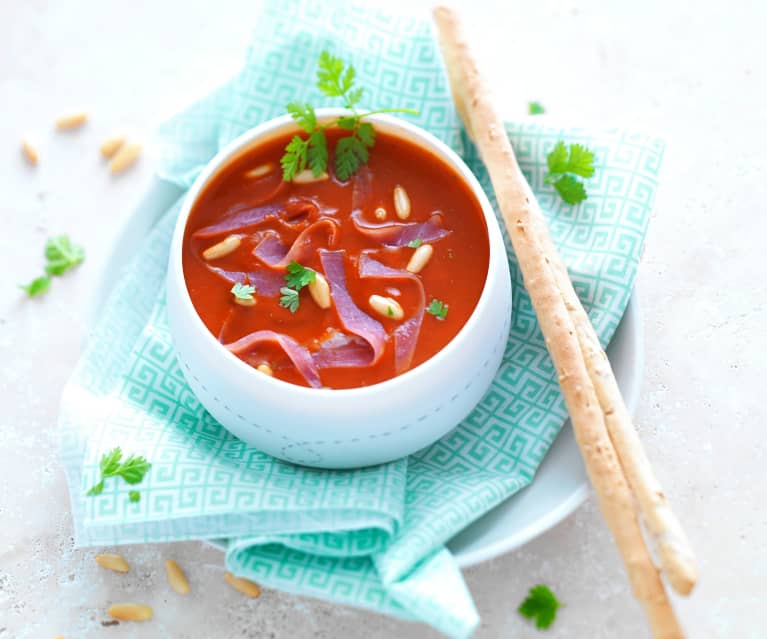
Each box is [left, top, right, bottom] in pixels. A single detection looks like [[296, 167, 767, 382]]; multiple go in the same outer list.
[[59, 1, 663, 636]]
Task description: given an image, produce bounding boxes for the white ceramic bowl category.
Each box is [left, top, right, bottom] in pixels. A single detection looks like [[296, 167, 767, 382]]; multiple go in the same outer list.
[[166, 109, 511, 468]]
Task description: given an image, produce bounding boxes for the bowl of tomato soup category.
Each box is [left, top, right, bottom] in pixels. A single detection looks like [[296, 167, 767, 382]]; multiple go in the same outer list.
[[167, 110, 511, 468]]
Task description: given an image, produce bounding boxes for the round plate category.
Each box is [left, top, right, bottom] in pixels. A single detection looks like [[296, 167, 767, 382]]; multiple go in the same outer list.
[[87, 176, 643, 568]]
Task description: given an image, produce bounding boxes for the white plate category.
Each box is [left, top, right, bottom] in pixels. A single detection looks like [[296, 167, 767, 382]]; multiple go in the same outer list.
[[87, 176, 642, 568]]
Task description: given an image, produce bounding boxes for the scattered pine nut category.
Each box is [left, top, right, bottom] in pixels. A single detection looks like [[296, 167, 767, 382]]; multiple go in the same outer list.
[[21, 140, 38, 166], [245, 163, 274, 178], [369, 294, 404, 320], [374, 207, 387, 221], [308, 272, 331, 309], [100, 134, 126, 159], [234, 296, 256, 307], [165, 559, 190, 595], [95, 553, 130, 574], [256, 363, 273, 376], [109, 142, 142, 175], [55, 112, 88, 130], [225, 571, 261, 598], [393, 185, 411, 219], [107, 603, 153, 621], [406, 244, 434, 274], [202, 235, 241, 260], [292, 169, 329, 184]]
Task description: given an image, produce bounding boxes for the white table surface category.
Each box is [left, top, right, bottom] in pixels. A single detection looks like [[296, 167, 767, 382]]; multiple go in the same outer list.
[[1, 1, 765, 637]]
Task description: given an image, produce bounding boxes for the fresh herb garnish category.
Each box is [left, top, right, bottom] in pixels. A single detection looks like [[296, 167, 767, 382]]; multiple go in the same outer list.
[[20, 235, 85, 297], [45, 235, 85, 275], [279, 287, 300, 313], [518, 585, 560, 630], [528, 101, 545, 115], [231, 282, 256, 301], [19, 275, 52, 297], [128, 490, 141, 503], [426, 299, 449, 320], [284, 261, 317, 290], [86, 447, 151, 502], [278, 261, 316, 313], [407, 238, 423, 248], [281, 51, 419, 181], [545, 141, 595, 205]]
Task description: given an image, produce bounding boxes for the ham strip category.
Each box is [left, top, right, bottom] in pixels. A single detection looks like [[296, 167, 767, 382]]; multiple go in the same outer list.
[[207, 266, 283, 296], [312, 332, 373, 369], [193, 197, 338, 239], [319, 250, 386, 366], [359, 255, 425, 373], [350, 209, 451, 247], [253, 219, 340, 269], [224, 330, 322, 388]]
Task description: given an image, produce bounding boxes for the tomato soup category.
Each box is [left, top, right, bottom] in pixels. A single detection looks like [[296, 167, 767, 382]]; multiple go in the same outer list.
[[182, 128, 489, 389]]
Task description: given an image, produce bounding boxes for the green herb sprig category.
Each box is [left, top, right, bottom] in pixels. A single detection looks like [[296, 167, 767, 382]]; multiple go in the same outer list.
[[86, 447, 151, 502], [279, 261, 316, 313], [426, 299, 449, 320], [281, 51, 419, 182], [528, 101, 545, 115], [518, 584, 561, 630], [20, 235, 85, 297], [231, 282, 256, 301], [545, 141, 595, 205]]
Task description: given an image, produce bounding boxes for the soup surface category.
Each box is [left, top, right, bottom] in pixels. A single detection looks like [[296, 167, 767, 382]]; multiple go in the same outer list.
[[183, 127, 489, 389]]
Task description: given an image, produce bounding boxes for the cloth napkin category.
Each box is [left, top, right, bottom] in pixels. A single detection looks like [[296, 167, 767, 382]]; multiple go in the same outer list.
[[59, 0, 664, 636]]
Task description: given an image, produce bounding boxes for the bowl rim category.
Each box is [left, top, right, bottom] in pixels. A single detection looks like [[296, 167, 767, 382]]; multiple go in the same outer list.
[[169, 108, 510, 397]]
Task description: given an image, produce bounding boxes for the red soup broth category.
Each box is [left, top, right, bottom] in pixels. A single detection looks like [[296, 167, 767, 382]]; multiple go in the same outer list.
[[182, 127, 489, 389]]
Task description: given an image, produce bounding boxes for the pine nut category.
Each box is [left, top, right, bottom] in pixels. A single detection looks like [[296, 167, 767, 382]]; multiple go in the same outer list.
[[100, 134, 126, 159], [225, 572, 261, 598], [308, 272, 331, 309], [165, 559, 190, 595], [292, 169, 329, 184], [406, 244, 434, 274], [245, 162, 274, 178], [202, 235, 241, 260], [256, 363, 273, 376], [55, 112, 88, 130], [95, 553, 130, 573], [369, 295, 404, 320], [107, 603, 153, 621], [21, 140, 38, 165], [374, 207, 387, 221], [234, 296, 256, 307], [393, 185, 411, 219], [109, 142, 142, 175]]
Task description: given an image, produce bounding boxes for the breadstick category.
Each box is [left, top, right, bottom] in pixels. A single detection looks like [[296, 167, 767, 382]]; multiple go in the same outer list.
[[532, 213, 697, 595], [432, 7, 684, 637]]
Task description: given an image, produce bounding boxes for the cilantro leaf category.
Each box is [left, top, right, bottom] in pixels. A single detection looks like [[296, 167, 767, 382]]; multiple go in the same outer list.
[[284, 261, 316, 290], [546, 141, 595, 205], [128, 490, 141, 503], [426, 299, 448, 320], [286, 102, 317, 134], [529, 101, 545, 115], [552, 174, 588, 205], [307, 129, 328, 177], [356, 121, 376, 148], [281, 135, 309, 181], [44, 235, 85, 276], [337, 116, 357, 130], [279, 287, 300, 313], [86, 448, 151, 501], [317, 51, 346, 97], [407, 238, 423, 248], [518, 585, 560, 630], [565, 143, 595, 178], [100, 447, 123, 475], [335, 136, 369, 181], [546, 141, 569, 174], [346, 87, 364, 109], [19, 275, 51, 297], [231, 282, 256, 301]]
